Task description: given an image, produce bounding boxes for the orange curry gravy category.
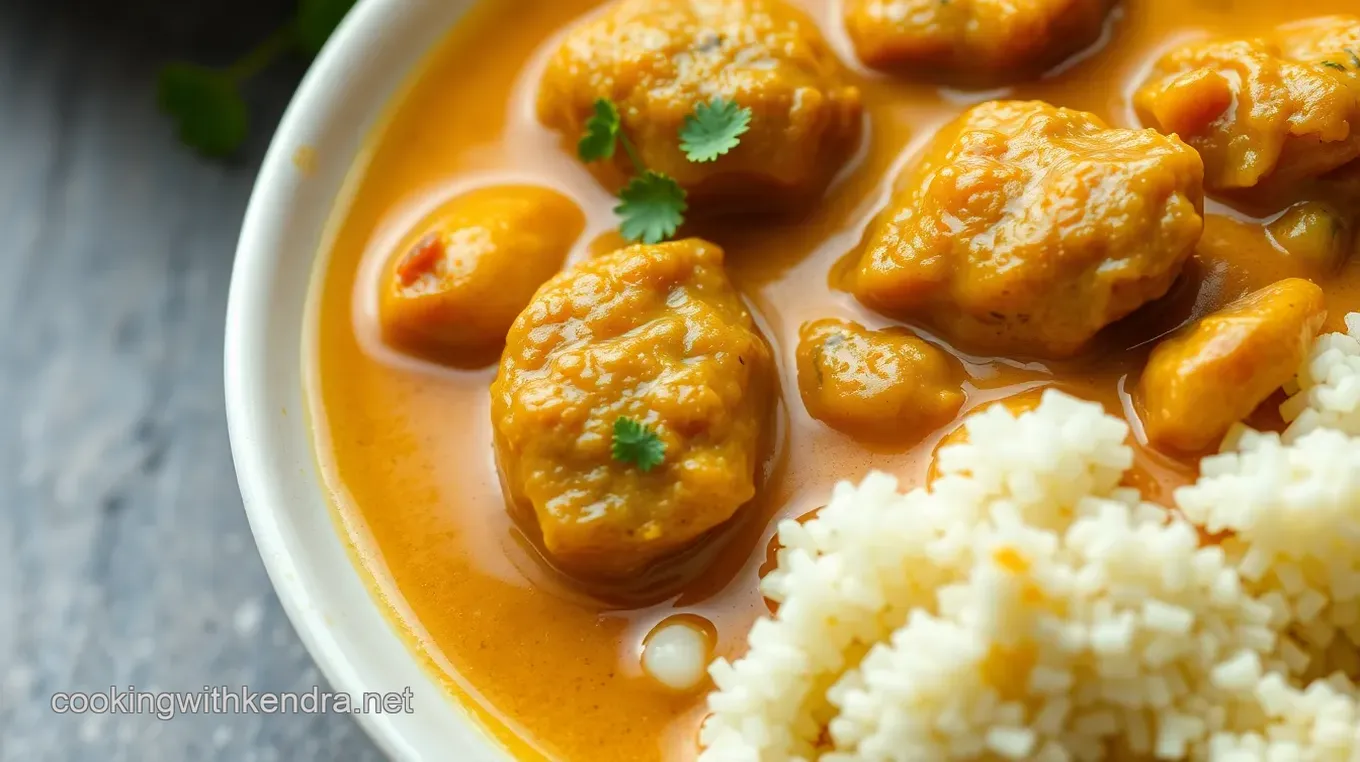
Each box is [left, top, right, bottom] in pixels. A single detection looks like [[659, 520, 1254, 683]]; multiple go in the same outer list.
[[309, 1, 1360, 759]]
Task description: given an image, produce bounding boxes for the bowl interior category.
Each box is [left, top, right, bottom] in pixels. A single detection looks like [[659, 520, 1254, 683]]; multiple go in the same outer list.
[[224, 1, 508, 759]]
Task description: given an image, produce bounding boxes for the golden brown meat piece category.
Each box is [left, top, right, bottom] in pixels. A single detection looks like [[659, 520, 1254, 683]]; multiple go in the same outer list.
[[1266, 200, 1354, 275], [1135, 16, 1360, 194], [377, 185, 583, 366], [538, 0, 862, 211], [843, 0, 1113, 83], [491, 239, 773, 579], [850, 100, 1204, 359], [1137, 278, 1326, 453], [795, 319, 964, 440]]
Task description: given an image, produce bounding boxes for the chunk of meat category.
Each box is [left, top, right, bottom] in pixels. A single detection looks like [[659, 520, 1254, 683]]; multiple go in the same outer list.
[[537, 0, 862, 212], [1266, 200, 1354, 274], [795, 319, 965, 440], [843, 0, 1113, 83], [377, 185, 583, 366], [491, 239, 773, 579], [1137, 278, 1326, 453], [851, 100, 1205, 359], [1135, 16, 1360, 194]]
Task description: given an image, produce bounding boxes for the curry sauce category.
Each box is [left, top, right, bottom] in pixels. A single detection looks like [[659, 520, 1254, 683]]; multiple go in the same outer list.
[[308, 1, 1360, 760]]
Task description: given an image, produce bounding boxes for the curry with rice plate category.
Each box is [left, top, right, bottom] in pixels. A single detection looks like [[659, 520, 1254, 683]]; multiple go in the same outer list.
[[306, 0, 1360, 758]]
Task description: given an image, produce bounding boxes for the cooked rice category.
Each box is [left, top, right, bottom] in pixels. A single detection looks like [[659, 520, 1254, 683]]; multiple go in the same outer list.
[[1281, 313, 1360, 441], [1178, 427, 1360, 683], [700, 316, 1360, 761]]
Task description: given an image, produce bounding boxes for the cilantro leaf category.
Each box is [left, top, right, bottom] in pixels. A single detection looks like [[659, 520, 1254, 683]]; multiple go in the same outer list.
[[615, 171, 687, 244], [679, 97, 752, 163], [575, 99, 690, 242], [297, 0, 358, 55], [612, 417, 666, 472], [156, 63, 249, 158], [579, 99, 622, 162], [159, 0, 353, 158], [1322, 60, 1348, 71]]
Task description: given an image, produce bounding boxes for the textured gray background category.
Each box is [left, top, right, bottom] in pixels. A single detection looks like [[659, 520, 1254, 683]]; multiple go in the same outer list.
[[0, 1, 383, 759]]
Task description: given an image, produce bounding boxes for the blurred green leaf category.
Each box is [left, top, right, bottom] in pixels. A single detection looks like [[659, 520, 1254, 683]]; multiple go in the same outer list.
[[578, 98, 621, 163], [160, 0, 354, 157], [157, 63, 249, 158], [297, 0, 358, 55]]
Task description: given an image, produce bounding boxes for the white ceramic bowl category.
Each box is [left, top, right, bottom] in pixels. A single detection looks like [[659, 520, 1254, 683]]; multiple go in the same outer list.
[[224, 1, 508, 759]]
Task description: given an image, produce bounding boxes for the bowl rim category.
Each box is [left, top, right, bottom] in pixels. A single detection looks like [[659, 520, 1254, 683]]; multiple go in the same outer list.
[[223, 1, 507, 759]]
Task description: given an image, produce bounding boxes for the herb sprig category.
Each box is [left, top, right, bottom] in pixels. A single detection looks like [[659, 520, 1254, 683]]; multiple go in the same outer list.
[[578, 99, 623, 163], [1320, 48, 1360, 73], [617, 172, 688, 246], [158, 0, 357, 158], [577, 96, 754, 244], [679, 97, 752, 163], [612, 417, 666, 472]]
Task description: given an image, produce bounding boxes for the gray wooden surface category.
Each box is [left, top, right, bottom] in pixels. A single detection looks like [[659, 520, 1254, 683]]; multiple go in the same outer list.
[[0, 1, 383, 759]]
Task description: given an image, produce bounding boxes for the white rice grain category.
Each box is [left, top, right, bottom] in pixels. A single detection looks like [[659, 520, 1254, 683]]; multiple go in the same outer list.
[[1176, 427, 1360, 681], [1281, 313, 1360, 440]]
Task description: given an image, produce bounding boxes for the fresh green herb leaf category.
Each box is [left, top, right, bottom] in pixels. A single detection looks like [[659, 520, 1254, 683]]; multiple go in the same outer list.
[[616, 171, 687, 244], [1322, 60, 1348, 71], [161, 0, 351, 158], [679, 97, 752, 163], [578, 98, 622, 163], [575, 98, 688, 242], [297, 0, 358, 55], [612, 417, 665, 472], [1348, 48, 1360, 69], [157, 63, 249, 157]]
